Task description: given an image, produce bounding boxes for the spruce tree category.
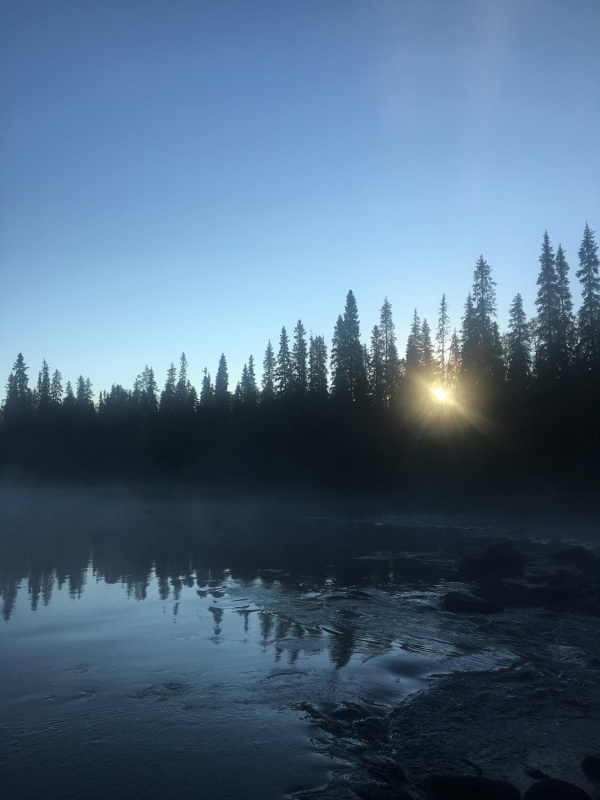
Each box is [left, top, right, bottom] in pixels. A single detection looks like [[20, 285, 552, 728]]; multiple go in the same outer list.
[[576, 222, 600, 374], [421, 319, 434, 380], [535, 231, 561, 378], [379, 297, 400, 407], [405, 310, 423, 372], [292, 320, 308, 394], [555, 244, 576, 372], [160, 363, 177, 412], [200, 368, 214, 408], [436, 294, 450, 382], [308, 335, 328, 398], [506, 293, 531, 388], [37, 360, 51, 408], [50, 369, 63, 405], [240, 355, 258, 404], [369, 324, 384, 406], [261, 341, 275, 402], [275, 327, 293, 396], [214, 354, 229, 406]]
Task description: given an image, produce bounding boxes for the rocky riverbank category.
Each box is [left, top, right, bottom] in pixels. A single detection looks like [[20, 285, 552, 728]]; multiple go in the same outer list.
[[293, 533, 600, 800]]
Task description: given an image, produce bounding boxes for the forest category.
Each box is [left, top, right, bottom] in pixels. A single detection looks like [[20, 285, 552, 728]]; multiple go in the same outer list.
[[2, 224, 599, 501]]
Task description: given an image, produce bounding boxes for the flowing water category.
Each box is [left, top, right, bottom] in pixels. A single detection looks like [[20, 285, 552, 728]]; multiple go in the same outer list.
[[1, 486, 598, 799]]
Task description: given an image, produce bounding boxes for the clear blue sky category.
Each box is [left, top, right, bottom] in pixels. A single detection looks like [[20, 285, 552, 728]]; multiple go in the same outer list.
[[2, 0, 599, 398]]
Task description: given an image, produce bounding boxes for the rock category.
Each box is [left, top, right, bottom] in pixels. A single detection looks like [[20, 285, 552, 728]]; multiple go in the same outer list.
[[523, 778, 592, 800], [460, 542, 528, 579], [581, 754, 600, 780], [442, 591, 503, 614], [426, 774, 521, 799], [352, 779, 413, 799], [361, 753, 406, 784]]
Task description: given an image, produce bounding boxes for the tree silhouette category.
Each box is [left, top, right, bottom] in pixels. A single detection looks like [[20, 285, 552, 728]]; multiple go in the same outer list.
[[576, 223, 600, 375], [214, 354, 229, 407], [261, 340, 275, 402], [275, 327, 293, 396]]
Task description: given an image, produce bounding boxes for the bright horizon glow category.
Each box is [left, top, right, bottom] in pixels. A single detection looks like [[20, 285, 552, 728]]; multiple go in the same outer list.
[[1, 1, 599, 400]]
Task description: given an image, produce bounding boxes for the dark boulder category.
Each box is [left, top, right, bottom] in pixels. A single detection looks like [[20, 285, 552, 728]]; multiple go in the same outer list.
[[426, 774, 521, 799], [460, 542, 528, 579], [442, 591, 504, 614], [523, 778, 592, 800], [551, 546, 596, 567], [581, 754, 600, 781]]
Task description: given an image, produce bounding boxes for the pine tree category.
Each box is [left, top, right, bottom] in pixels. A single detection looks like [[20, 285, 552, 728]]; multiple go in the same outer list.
[[405, 310, 423, 372], [200, 368, 214, 408], [446, 330, 461, 389], [214, 354, 229, 406], [5, 353, 31, 413], [436, 294, 451, 382], [421, 319, 434, 379], [37, 359, 51, 408], [369, 324, 384, 406], [240, 355, 258, 404], [576, 222, 600, 374], [535, 231, 561, 378], [275, 327, 293, 395], [506, 293, 531, 388], [330, 315, 348, 397], [160, 363, 177, 412], [144, 366, 159, 412], [555, 244, 576, 372], [50, 369, 63, 405], [379, 297, 400, 407], [308, 335, 328, 398], [261, 341, 275, 402], [343, 290, 367, 402], [175, 353, 192, 411], [292, 320, 308, 394]]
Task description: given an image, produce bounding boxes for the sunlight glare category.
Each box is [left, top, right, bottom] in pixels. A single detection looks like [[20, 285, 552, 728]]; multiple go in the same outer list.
[[432, 387, 448, 403]]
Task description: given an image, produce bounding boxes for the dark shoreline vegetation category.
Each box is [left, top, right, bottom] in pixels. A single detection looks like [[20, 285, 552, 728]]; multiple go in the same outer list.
[[1, 226, 599, 503]]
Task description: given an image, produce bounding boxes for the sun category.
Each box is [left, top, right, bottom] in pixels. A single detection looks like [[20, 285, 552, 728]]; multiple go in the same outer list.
[[432, 386, 449, 403]]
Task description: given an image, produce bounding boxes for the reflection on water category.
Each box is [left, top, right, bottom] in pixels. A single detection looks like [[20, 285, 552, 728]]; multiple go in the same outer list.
[[0, 487, 518, 799]]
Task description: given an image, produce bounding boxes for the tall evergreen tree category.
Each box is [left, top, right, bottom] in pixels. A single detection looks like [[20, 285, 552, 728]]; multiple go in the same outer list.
[[576, 223, 600, 374], [446, 330, 461, 389], [405, 310, 423, 372], [421, 319, 434, 379], [50, 369, 63, 405], [460, 256, 502, 384], [160, 363, 177, 412], [214, 354, 229, 406], [369, 324, 384, 406], [140, 365, 158, 413], [240, 355, 258, 404], [37, 360, 51, 407], [4, 353, 31, 413], [379, 297, 400, 407], [535, 231, 561, 378], [436, 294, 451, 381], [200, 368, 214, 408], [330, 291, 367, 402], [261, 340, 275, 402], [292, 320, 308, 394], [555, 244, 576, 371], [308, 335, 328, 398], [506, 293, 531, 388], [275, 327, 293, 396]]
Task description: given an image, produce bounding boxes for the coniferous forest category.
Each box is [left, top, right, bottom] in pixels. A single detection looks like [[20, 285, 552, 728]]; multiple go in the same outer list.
[[2, 225, 599, 502]]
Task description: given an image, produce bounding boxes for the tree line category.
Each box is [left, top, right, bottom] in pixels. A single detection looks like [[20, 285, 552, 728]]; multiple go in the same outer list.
[[2, 224, 599, 496]]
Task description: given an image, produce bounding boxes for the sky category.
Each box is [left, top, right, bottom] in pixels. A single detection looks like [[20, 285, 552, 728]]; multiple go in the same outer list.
[[1, 0, 599, 399]]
